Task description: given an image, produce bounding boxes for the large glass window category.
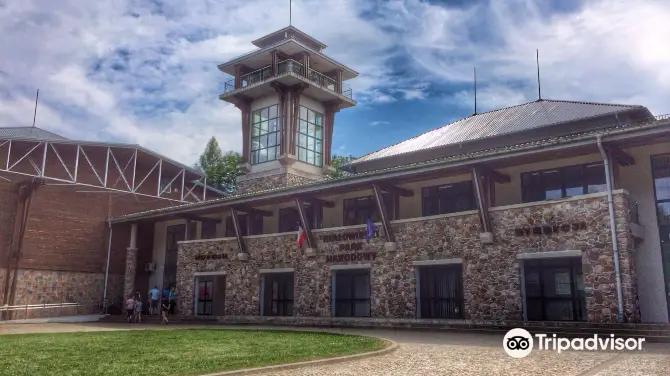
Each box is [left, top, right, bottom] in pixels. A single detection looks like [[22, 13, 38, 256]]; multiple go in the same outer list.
[[521, 163, 607, 203], [296, 106, 323, 167], [163, 224, 185, 289], [278, 205, 323, 233], [201, 221, 218, 239], [421, 181, 476, 216], [225, 213, 263, 236], [651, 154, 670, 321], [334, 269, 371, 317], [251, 104, 280, 164], [343, 193, 396, 226]]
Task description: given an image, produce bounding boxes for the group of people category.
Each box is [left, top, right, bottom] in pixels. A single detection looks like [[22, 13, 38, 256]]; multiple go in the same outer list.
[[124, 285, 176, 325]]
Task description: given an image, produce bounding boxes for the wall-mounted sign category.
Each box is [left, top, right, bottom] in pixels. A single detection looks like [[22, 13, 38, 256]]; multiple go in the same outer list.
[[319, 228, 380, 243], [326, 252, 376, 263], [194, 253, 228, 261], [514, 222, 587, 237]]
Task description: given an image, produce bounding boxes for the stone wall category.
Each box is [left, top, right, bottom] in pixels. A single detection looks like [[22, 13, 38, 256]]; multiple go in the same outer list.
[[9, 269, 123, 307], [235, 173, 317, 195], [176, 191, 639, 323]]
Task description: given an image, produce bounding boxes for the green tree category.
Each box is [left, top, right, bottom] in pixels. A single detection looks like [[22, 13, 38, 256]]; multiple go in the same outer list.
[[329, 154, 357, 178], [195, 137, 243, 194]]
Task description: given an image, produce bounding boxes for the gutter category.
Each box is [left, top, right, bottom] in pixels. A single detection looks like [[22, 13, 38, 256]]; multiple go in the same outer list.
[[596, 134, 625, 323]]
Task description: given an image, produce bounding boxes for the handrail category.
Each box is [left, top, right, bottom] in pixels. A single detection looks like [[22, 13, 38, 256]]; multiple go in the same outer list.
[[0, 302, 81, 311]]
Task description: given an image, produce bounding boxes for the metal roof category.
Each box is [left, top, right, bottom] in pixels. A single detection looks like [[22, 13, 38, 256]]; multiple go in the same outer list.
[[0, 127, 67, 141], [251, 26, 328, 50], [351, 99, 647, 165], [110, 115, 670, 223]]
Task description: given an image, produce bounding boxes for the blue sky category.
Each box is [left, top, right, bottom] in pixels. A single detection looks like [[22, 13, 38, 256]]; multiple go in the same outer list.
[[1, 0, 670, 165]]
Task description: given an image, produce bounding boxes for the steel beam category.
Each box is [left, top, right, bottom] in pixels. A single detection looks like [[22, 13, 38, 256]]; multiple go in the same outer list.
[[159, 169, 183, 196], [376, 181, 413, 197], [109, 149, 132, 191], [5, 140, 11, 170], [230, 207, 247, 254], [8, 142, 42, 171], [74, 145, 80, 182], [79, 147, 105, 186], [203, 176, 207, 201], [372, 184, 395, 242], [41, 142, 48, 178], [104, 147, 110, 187], [156, 158, 163, 196], [472, 166, 492, 234], [50, 143, 74, 181], [134, 159, 160, 192], [474, 164, 510, 184], [131, 148, 138, 191], [181, 168, 185, 202]]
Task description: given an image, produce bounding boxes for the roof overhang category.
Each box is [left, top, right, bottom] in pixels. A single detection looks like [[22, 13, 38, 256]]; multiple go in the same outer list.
[[251, 26, 327, 51], [110, 117, 670, 223], [218, 39, 358, 80]]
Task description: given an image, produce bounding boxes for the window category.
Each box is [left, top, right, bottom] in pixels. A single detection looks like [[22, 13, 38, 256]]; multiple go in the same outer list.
[[524, 257, 586, 321], [343, 193, 396, 226], [296, 106, 323, 167], [421, 181, 476, 216], [225, 213, 264, 236], [334, 269, 371, 317], [186, 221, 198, 241], [651, 154, 670, 320], [417, 264, 464, 319], [262, 272, 294, 316], [278, 205, 323, 233], [201, 221, 218, 239], [521, 163, 607, 203], [251, 104, 280, 164]]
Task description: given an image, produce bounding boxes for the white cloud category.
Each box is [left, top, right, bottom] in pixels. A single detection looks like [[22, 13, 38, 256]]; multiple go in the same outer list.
[[0, 0, 399, 165], [375, 0, 670, 114], [2, 0, 668, 167], [370, 121, 390, 126]]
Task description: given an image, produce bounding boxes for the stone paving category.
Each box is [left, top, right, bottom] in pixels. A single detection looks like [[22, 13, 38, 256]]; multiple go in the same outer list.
[[1, 323, 669, 375]]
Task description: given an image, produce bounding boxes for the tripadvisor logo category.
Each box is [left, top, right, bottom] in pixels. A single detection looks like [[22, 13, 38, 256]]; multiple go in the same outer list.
[[503, 328, 645, 358]]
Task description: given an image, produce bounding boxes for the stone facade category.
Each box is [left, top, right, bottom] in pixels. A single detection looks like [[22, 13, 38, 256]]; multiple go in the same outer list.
[[175, 191, 639, 323], [235, 173, 318, 195], [123, 247, 138, 299], [6, 268, 123, 306]]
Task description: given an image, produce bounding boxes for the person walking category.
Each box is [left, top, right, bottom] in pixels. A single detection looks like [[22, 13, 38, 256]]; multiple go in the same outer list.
[[125, 295, 135, 323], [168, 286, 176, 316], [160, 298, 170, 325], [135, 298, 143, 323], [148, 286, 160, 315]]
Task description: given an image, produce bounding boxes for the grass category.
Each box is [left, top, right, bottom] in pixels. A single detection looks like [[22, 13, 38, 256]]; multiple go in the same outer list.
[[0, 329, 386, 376]]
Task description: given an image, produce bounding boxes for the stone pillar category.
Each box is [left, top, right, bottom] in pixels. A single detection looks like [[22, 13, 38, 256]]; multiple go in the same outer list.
[[123, 247, 138, 299], [123, 223, 138, 298]]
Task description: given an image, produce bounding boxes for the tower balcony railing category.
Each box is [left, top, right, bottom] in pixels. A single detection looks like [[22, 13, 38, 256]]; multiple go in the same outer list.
[[277, 59, 304, 76], [222, 64, 354, 101], [308, 69, 336, 92]]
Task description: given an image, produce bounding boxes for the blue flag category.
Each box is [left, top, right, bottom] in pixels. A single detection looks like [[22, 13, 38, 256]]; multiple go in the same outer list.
[[366, 217, 376, 242]]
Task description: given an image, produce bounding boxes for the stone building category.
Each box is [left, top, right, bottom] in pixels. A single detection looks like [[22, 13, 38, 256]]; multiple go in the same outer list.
[[0, 126, 220, 316], [112, 26, 670, 324]]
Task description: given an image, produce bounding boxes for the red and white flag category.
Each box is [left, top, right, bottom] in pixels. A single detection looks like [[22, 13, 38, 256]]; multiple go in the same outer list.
[[296, 225, 307, 248]]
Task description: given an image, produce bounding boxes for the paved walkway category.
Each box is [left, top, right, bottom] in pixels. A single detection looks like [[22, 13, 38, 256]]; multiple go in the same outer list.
[[1, 322, 669, 375]]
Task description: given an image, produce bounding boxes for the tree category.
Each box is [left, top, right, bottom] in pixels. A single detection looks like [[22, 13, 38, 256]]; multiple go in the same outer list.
[[195, 137, 243, 194], [329, 154, 357, 178]]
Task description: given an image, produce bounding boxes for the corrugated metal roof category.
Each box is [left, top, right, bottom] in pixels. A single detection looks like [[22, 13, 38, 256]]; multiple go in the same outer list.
[[0, 127, 67, 141], [110, 115, 669, 223], [351, 99, 645, 165]]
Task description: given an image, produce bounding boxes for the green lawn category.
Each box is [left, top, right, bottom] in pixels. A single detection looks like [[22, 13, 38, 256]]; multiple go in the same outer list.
[[0, 329, 386, 376]]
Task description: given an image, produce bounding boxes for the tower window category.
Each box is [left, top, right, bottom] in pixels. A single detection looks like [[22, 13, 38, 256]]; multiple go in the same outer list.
[[251, 104, 280, 164], [296, 106, 323, 167]]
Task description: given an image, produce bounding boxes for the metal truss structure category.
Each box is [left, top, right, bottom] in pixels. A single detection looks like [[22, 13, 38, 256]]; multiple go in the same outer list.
[[0, 138, 210, 203]]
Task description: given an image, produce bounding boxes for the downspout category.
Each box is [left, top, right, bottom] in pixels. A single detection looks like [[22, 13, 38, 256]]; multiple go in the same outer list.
[[596, 134, 624, 323], [102, 220, 113, 308]]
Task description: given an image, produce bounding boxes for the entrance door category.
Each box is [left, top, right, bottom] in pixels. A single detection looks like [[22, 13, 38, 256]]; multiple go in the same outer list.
[[262, 273, 294, 316], [417, 264, 464, 319], [197, 279, 213, 316], [334, 269, 371, 317], [524, 257, 586, 321]]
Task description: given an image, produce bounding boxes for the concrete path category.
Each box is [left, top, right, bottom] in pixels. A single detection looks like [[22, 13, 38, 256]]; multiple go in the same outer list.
[[1, 322, 669, 375]]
